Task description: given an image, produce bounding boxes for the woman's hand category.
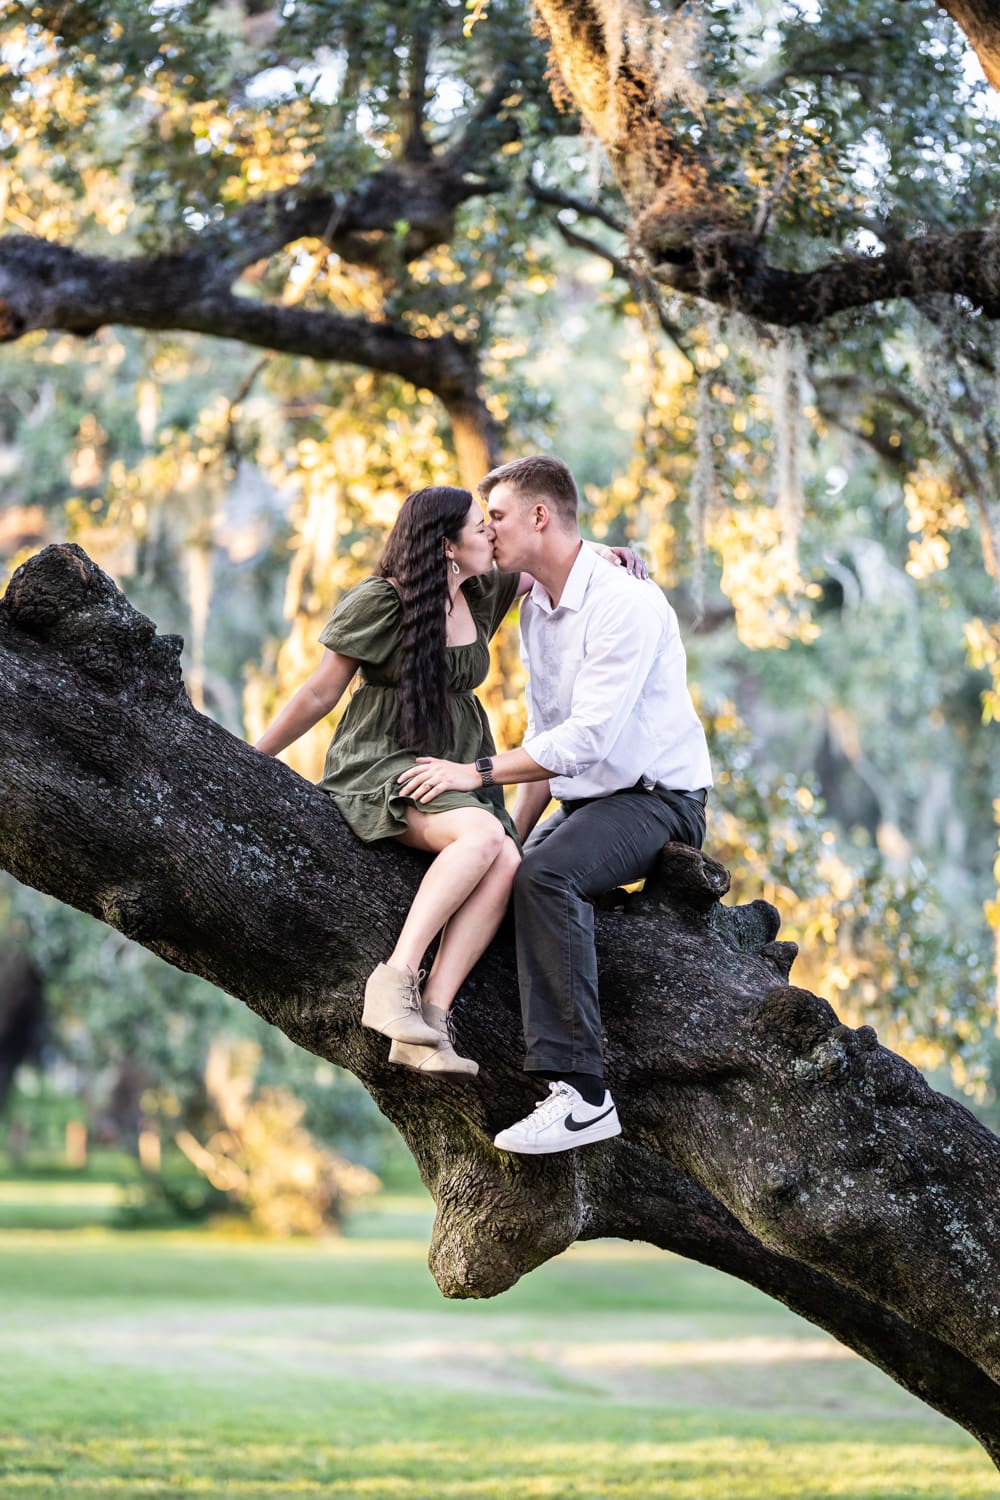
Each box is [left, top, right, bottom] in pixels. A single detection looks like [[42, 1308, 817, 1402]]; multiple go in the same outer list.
[[589, 542, 649, 580], [612, 546, 649, 579], [397, 757, 480, 804]]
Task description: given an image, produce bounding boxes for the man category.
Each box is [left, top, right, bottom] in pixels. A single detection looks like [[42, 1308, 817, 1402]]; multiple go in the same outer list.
[[398, 455, 712, 1154]]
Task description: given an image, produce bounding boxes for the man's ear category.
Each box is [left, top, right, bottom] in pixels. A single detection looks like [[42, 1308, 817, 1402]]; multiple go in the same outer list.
[[532, 503, 549, 531]]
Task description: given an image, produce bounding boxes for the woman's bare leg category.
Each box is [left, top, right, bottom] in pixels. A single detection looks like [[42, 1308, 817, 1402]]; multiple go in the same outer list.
[[387, 807, 506, 975], [421, 838, 520, 1011]]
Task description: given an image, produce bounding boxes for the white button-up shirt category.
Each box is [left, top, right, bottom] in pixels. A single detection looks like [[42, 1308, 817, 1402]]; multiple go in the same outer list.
[[520, 545, 712, 802]]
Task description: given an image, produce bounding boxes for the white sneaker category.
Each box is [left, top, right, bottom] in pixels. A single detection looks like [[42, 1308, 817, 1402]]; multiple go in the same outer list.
[[493, 1082, 621, 1155]]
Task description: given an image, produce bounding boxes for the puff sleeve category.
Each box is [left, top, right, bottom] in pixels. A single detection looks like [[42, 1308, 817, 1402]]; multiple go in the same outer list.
[[318, 577, 403, 665]]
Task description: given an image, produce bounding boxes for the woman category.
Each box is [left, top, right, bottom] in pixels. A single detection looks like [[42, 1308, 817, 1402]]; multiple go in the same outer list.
[[256, 485, 524, 1078]]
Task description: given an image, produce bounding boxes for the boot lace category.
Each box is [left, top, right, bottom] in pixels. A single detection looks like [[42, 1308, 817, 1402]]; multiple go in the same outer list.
[[403, 967, 426, 1014]]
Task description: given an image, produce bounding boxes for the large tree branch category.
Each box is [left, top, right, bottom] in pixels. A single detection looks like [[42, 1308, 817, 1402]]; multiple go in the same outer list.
[[0, 234, 498, 485], [184, 161, 500, 277], [209, 74, 522, 275], [651, 224, 1000, 324], [2, 543, 1000, 1466], [0, 100, 518, 478], [599, 1152, 1000, 1450]]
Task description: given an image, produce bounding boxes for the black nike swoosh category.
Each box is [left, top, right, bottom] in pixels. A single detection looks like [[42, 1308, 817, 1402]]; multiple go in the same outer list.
[[565, 1104, 616, 1131]]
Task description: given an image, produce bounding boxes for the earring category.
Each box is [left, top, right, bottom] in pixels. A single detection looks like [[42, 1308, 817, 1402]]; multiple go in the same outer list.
[[451, 560, 460, 575]]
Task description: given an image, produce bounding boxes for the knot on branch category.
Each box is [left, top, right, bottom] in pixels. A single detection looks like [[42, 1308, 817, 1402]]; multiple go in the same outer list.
[[759, 939, 799, 980], [711, 896, 782, 955], [1, 545, 184, 699], [763, 1164, 806, 1201], [428, 1154, 588, 1299], [100, 884, 163, 945], [643, 842, 731, 915], [802, 1022, 871, 1084], [753, 992, 880, 1085], [752, 985, 840, 1052]]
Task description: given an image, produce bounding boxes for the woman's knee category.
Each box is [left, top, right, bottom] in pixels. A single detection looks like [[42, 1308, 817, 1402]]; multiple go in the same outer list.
[[404, 808, 504, 857], [455, 813, 506, 863], [483, 820, 509, 863], [493, 837, 521, 883]]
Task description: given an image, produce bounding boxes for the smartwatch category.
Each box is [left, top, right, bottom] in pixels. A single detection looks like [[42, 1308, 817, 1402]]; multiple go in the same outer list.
[[475, 755, 495, 787]]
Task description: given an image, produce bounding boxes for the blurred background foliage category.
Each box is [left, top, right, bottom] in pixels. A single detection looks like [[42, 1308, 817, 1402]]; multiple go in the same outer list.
[[1, 0, 999, 1228]]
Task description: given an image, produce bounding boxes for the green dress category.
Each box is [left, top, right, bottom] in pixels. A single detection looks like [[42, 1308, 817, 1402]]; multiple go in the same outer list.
[[317, 569, 521, 844]]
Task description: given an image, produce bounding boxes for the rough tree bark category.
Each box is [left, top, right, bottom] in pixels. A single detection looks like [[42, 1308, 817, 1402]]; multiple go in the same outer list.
[[1, 543, 1000, 1464]]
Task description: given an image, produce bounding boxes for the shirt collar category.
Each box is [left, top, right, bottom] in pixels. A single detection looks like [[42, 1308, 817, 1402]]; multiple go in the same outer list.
[[528, 542, 596, 615]]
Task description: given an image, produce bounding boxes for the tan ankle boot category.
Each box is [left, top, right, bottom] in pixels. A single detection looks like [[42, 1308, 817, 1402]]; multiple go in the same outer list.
[[388, 1001, 479, 1076], [362, 964, 440, 1045]]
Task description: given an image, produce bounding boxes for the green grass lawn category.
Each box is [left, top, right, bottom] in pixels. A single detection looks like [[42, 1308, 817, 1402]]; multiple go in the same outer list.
[[0, 1187, 996, 1499]]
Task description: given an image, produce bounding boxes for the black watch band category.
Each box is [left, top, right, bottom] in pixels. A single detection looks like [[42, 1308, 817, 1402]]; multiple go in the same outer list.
[[475, 755, 495, 787]]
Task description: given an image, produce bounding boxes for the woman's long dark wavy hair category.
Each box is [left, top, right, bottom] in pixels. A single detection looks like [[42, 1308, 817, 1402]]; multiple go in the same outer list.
[[377, 485, 474, 754]]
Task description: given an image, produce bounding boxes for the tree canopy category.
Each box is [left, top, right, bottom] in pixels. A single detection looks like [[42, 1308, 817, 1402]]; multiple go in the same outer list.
[[3, 0, 999, 690]]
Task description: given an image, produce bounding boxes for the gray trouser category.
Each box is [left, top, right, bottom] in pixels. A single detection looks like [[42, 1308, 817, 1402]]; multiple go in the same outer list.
[[513, 787, 706, 1077]]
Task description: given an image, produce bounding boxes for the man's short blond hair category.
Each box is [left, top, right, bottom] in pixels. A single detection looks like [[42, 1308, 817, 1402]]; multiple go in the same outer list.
[[478, 455, 579, 526]]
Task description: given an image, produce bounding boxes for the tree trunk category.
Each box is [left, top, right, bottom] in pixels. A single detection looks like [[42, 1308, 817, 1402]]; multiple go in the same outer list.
[[0, 950, 46, 1110], [444, 395, 502, 490], [2, 544, 1000, 1465]]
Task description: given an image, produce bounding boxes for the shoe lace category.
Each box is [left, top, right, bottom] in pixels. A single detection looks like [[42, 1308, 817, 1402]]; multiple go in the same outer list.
[[403, 967, 426, 1013], [524, 1082, 575, 1131]]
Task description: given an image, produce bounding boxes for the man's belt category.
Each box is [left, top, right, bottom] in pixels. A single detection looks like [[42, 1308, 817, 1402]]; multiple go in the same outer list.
[[636, 778, 709, 806]]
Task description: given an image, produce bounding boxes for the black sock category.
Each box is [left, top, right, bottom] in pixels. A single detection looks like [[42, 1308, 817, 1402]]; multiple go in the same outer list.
[[541, 1070, 605, 1106]]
